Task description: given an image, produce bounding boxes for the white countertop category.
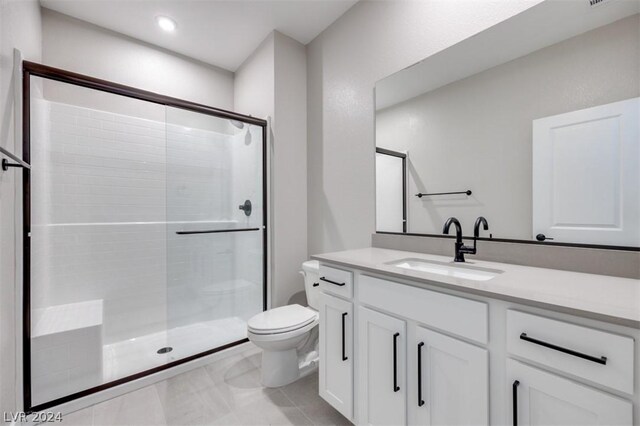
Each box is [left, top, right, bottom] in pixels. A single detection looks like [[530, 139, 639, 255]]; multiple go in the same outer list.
[[312, 247, 640, 328]]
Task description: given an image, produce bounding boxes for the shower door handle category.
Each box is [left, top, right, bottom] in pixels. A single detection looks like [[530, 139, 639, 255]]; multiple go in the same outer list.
[[176, 227, 259, 235], [341, 312, 348, 361]]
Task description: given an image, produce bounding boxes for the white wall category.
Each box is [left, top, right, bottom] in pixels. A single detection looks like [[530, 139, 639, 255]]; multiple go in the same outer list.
[[234, 34, 275, 120], [0, 0, 42, 413], [234, 31, 307, 308], [42, 9, 234, 111], [376, 14, 639, 239], [307, 0, 544, 255], [273, 33, 307, 307]]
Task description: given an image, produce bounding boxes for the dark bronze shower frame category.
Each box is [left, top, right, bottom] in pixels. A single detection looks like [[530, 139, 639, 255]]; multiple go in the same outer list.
[[21, 61, 269, 413], [376, 147, 407, 233]]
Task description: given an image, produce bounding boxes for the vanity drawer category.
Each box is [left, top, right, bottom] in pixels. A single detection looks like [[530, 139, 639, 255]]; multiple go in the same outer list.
[[359, 274, 488, 344], [319, 264, 353, 299], [507, 310, 634, 394]]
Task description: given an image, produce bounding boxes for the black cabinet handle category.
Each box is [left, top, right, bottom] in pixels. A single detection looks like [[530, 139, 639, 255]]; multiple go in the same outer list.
[[417, 342, 425, 407], [393, 332, 400, 392], [312, 282, 319, 287], [512, 380, 519, 426], [341, 312, 348, 361], [320, 277, 345, 286], [520, 333, 607, 365]]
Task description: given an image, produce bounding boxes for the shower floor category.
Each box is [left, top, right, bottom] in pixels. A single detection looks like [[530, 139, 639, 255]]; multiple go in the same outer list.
[[103, 316, 248, 382]]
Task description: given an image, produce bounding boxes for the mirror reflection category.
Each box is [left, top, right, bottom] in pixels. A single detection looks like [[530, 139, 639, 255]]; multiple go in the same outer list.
[[375, 3, 639, 247]]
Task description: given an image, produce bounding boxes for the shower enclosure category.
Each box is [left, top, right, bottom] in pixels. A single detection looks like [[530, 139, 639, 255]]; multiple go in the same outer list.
[[21, 62, 267, 411]]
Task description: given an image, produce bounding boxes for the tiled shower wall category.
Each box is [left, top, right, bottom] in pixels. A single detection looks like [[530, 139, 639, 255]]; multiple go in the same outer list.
[[31, 99, 263, 345]]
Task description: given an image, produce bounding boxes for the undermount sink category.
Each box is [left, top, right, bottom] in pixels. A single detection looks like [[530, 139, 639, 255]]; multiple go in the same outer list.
[[387, 258, 503, 281]]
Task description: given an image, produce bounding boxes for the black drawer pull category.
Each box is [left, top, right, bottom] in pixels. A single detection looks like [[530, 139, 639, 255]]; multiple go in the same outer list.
[[341, 312, 348, 361], [520, 333, 607, 365], [320, 277, 345, 286], [417, 342, 425, 407], [393, 332, 400, 392], [312, 282, 319, 287], [512, 380, 519, 426]]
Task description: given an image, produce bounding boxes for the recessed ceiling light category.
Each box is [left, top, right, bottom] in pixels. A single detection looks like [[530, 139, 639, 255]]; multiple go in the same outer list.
[[156, 16, 176, 32]]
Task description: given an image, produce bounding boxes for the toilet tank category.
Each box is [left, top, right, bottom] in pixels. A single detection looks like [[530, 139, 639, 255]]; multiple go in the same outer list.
[[301, 260, 320, 310]]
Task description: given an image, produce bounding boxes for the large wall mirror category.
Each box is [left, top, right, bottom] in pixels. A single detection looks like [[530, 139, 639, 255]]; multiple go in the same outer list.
[[375, 0, 639, 248]]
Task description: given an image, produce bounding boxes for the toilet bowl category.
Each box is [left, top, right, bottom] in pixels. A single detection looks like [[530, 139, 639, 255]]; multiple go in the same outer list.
[[247, 260, 320, 388]]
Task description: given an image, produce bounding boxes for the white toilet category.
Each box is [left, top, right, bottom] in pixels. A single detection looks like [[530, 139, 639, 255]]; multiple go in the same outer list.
[[247, 260, 321, 388]]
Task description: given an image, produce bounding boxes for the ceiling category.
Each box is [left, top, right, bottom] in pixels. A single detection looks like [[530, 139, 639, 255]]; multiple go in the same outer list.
[[40, 0, 358, 71]]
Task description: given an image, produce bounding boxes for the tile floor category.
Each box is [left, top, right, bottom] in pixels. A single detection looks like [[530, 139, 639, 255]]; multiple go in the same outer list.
[[59, 344, 350, 426]]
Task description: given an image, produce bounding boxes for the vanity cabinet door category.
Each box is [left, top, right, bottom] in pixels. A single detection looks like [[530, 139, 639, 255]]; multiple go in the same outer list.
[[318, 293, 353, 420], [412, 326, 488, 426], [507, 360, 632, 426], [358, 307, 406, 425]]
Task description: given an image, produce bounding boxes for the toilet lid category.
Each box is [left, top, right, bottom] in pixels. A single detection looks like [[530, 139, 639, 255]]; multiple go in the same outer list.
[[248, 304, 318, 334]]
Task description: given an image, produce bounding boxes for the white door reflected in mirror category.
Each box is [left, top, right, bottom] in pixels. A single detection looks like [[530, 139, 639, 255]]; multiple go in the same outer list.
[[533, 98, 640, 247]]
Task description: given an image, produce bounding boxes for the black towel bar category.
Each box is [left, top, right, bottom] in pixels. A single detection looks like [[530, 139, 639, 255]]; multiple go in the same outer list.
[[416, 190, 471, 198], [0, 146, 30, 171]]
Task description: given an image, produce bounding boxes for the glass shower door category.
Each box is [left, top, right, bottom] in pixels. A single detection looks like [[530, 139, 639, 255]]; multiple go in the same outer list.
[[164, 107, 265, 361], [27, 77, 172, 408], [24, 61, 267, 411]]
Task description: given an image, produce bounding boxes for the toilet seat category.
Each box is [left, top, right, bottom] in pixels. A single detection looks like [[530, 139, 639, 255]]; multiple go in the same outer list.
[[248, 304, 318, 335]]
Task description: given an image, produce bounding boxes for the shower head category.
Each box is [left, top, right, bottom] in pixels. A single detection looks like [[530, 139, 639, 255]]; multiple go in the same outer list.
[[230, 120, 245, 129]]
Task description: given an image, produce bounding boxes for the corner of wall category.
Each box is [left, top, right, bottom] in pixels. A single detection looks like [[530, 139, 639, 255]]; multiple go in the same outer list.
[[0, 0, 42, 414]]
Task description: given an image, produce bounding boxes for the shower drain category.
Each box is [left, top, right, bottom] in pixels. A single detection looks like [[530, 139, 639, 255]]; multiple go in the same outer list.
[[157, 347, 173, 354]]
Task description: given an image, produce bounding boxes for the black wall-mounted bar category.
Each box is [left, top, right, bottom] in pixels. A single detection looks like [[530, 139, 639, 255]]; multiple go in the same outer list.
[[416, 190, 472, 198], [0, 146, 31, 171], [176, 227, 261, 235]]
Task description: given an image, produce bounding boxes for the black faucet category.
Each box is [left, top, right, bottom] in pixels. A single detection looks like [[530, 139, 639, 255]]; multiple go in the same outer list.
[[442, 216, 490, 262], [442, 217, 471, 262], [474, 216, 489, 240]]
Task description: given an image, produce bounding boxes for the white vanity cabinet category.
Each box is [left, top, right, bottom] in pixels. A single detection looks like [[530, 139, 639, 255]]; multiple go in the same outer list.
[[355, 308, 489, 426], [357, 307, 407, 425], [413, 326, 488, 425], [507, 360, 632, 426], [318, 292, 354, 420], [316, 260, 637, 426]]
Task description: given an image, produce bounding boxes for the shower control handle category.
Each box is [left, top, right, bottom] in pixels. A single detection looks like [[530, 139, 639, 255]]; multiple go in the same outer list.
[[239, 200, 252, 216]]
